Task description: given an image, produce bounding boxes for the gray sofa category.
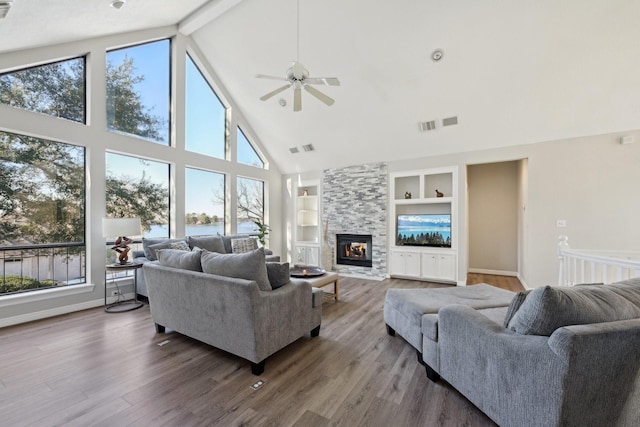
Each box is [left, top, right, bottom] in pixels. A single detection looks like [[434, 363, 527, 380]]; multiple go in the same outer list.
[[385, 279, 640, 427], [133, 234, 280, 297], [143, 247, 322, 375]]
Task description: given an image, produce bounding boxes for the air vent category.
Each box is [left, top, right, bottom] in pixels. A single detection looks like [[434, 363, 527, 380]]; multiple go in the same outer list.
[[442, 116, 458, 127], [289, 147, 299, 154], [302, 144, 314, 152], [419, 120, 437, 132]]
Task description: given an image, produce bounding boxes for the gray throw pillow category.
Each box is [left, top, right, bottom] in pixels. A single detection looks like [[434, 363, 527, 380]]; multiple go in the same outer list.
[[266, 262, 290, 290], [507, 283, 640, 336], [142, 238, 187, 261], [157, 248, 203, 272], [502, 290, 532, 328], [200, 247, 272, 291], [231, 237, 258, 254], [188, 235, 226, 253]]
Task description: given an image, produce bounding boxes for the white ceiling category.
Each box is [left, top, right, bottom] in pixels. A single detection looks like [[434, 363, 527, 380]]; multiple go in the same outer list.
[[1, 0, 639, 175]]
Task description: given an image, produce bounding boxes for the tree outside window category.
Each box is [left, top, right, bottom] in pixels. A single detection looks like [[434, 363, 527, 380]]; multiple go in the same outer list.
[[237, 177, 264, 234], [185, 167, 225, 235]]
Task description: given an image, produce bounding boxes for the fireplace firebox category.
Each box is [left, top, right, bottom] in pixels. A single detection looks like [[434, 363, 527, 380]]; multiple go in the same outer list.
[[336, 234, 373, 267]]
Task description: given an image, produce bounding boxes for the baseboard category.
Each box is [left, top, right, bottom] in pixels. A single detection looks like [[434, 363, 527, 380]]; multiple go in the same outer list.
[[517, 273, 530, 289], [468, 268, 518, 277], [0, 292, 135, 328]]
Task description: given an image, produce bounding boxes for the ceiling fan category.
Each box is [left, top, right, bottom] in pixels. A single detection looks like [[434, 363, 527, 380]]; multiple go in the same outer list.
[[256, 0, 340, 112]]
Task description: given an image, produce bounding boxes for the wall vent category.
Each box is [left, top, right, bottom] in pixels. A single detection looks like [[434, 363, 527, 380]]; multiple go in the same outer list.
[[302, 144, 314, 152], [419, 120, 437, 132], [442, 116, 458, 127], [289, 147, 299, 154]]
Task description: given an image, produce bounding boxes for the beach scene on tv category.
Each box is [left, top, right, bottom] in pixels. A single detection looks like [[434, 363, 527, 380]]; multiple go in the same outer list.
[[396, 214, 451, 247]]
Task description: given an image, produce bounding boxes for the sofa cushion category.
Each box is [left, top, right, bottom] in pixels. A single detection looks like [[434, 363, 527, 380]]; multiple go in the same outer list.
[[502, 290, 531, 328], [143, 237, 188, 261], [231, 237, 258, 254], [201, 247, 272, 291], [157, 248, 203, 272], [507, 282, 640, 336], [266, 262, 290, 289], [188, 235, 226, 253]]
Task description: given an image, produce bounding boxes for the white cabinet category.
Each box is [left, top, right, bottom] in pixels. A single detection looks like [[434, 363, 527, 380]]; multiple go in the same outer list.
[[295, 245, 319, 266], [421, 252, 456, 282], [390, 250, 421, 277]]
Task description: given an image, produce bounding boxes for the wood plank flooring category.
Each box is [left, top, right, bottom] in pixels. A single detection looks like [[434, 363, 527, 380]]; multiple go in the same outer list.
[[0, 276, 517, 427]]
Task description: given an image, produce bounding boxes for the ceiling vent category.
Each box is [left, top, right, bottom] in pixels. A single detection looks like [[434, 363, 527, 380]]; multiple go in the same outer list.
[[419, 120, 437, 132], [289, 147, 299, 154], [0, 1, 14, 19], [302, 144, 314, 152], [442, 116, 458, 127]]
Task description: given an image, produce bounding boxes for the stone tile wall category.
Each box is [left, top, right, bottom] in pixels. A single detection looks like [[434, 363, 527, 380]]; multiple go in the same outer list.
[[322, 162, 387, 278]]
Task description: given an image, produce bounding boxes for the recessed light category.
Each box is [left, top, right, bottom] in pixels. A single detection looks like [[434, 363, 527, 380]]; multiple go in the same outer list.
[[110, 0, 126, 10], [279, 98, 287, 107], [431, 49, 444, 62]]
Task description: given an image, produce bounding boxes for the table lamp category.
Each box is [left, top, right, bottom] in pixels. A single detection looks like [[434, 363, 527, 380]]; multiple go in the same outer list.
[[103, 217, 141, 265]]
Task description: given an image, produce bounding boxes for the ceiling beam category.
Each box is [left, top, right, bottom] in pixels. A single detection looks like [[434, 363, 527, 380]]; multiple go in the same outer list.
[[179, 0, 245, 36]]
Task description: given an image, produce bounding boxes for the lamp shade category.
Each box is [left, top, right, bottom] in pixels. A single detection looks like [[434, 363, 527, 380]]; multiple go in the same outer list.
[[102, 217, 141, 238]]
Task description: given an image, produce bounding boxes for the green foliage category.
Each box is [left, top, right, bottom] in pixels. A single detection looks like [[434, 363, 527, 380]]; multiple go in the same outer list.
[[0, 275, 56, 294], [105, 174, 168, 233], [253, 220, 271, 246]]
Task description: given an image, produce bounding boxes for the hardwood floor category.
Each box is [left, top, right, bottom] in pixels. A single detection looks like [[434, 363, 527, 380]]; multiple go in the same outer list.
[[466, 273, 525, 292], [0, 276, 517, 427]]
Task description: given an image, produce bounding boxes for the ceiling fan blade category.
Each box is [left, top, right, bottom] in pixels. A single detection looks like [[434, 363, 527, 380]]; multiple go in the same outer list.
[[305, 77, 340, 86], [255, 74, 289, 82], [259, 84, 292, 101], [304, 85, 335, 106], [293, 87, 302, 112]]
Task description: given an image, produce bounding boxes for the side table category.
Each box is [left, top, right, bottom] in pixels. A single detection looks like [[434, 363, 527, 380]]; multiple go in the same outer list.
[[104, 263, 144, 313]]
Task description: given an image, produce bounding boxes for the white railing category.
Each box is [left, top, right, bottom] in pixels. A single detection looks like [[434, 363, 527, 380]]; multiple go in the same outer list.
[[558, 235, 640, 286]]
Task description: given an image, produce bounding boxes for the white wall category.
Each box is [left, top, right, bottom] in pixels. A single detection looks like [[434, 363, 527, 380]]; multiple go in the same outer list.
[[467, 161, 519, 275]]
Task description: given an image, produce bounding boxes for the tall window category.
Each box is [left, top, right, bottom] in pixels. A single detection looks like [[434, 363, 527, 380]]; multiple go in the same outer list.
[[185, 54, 226, 158], [106, 39, 170, 145], [185, 168, 225, 235], [237, 127, 264, 168], [237, 177, 264, 233], [0, 131, 86, 294], [105, 153, 170, 238], [0, 57, 86, 123]]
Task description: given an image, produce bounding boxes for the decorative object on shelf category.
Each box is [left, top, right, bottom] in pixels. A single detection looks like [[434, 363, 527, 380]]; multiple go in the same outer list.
[[302, 188, 309, 196], [435, 189, 444, 198], [290, 265, 326, 277], [253, 220, 271, 246], [404, 191, 412, 199], [103, 217, 141, 265]]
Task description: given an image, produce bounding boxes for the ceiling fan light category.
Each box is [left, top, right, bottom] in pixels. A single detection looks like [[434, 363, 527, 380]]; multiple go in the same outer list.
[[0, 1, 13, 19]]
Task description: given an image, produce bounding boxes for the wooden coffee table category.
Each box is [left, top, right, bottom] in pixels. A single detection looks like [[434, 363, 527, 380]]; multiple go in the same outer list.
[[290, 266, 339, 302]]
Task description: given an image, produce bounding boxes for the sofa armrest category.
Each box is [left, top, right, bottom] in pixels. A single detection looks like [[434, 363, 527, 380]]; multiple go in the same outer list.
[[438, 304, 566, 427]]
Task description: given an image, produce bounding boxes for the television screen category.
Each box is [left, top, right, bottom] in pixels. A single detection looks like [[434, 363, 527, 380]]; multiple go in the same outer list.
[[396, 214, 451, 247]]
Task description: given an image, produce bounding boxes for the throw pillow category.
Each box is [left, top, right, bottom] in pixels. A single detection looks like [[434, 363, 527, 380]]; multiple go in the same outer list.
[[201, 247, 272, 291], [142, 237, 187, 261], [266, 262, 290, 290], [502, 290, 531, 328], [170, 241, 191, 252], [188, 235, 226, 253], [507, 283, 640, 336], [157, 248, 203, 272], [231, 237, 258, 254]]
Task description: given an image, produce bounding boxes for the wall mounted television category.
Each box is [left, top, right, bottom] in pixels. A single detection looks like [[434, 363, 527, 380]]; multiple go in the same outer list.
[[396, 214, 451, 248]]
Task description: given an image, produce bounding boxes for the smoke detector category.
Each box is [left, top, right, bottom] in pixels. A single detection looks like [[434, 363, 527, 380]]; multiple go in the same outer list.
[[431, 49, 445, 62]]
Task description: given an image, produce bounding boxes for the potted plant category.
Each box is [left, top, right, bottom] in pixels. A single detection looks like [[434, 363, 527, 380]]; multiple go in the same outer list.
[[253, 220, 271, 247]]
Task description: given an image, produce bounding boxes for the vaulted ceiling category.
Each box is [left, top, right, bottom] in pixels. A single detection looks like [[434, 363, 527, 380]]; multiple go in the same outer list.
[[1, 0, 639, 174]]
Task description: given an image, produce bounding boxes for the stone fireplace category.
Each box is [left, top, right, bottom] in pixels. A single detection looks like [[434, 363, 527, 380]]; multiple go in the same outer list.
[[336, 234, 373, 267]]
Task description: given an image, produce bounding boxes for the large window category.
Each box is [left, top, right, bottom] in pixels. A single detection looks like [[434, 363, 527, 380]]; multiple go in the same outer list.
[[106, 40, 170, 145], [237, 127, 264, 168], [0, 131, 86, 294], [105, 153, 170, 238], [237, 177, 264, 233], [185, 55, 226, 158], [185, 168, 225, 235], [0, 57, 86, 123]]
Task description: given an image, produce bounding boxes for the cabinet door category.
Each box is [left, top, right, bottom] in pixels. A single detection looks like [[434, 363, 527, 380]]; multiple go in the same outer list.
[[404, 252, 421, 277], [438, 254, 456, 281], [421, 253, 439, 279], [306, 246, 320, 266], [390, 251, 407, 276], [294, 246, 306, 265]]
